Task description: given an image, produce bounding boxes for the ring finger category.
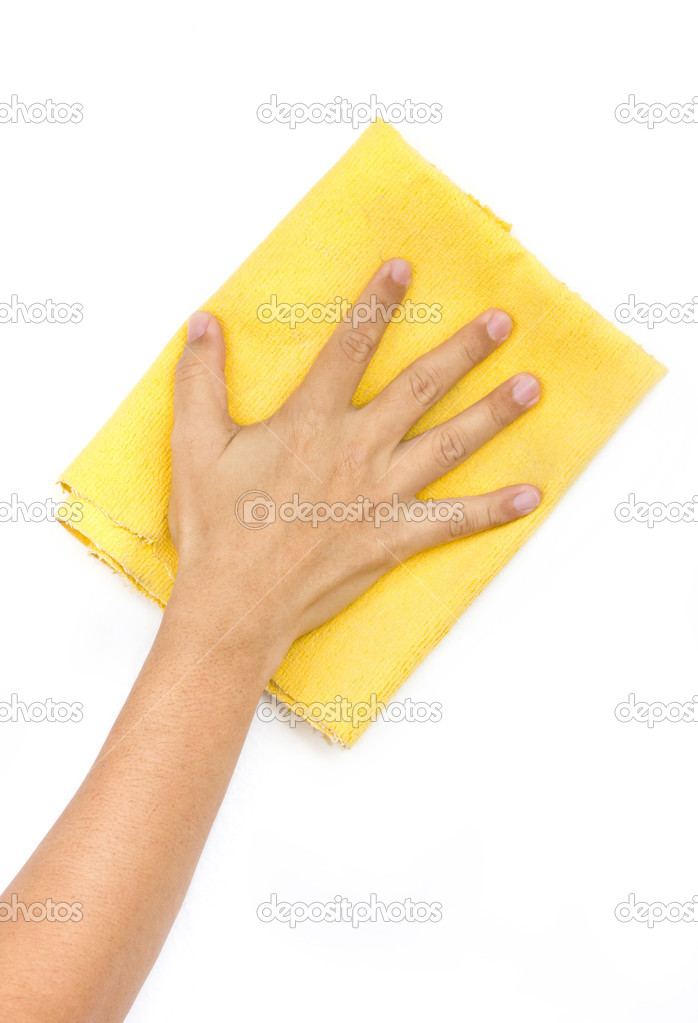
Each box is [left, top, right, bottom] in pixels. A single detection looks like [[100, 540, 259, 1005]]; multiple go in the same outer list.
[[384, 372, 541, 494]]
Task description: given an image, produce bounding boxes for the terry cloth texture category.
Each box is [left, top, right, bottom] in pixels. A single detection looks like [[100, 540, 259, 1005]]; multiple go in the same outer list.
[[58, 120, 666, 747]]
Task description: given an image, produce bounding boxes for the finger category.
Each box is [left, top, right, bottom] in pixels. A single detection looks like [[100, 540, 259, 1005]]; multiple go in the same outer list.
[[394, 485, 542, 559], [293, 258, 412, 411], [387, 372, 541, 492], [366, 307, 513, 442], [173, 311, 238, 451]]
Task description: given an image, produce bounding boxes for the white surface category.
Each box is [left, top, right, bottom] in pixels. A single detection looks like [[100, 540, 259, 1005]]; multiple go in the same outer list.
[[1, 2, 696, 1019]]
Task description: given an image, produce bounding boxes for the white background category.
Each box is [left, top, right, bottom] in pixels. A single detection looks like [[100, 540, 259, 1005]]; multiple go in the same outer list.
[[1, 1, 696, 1020]]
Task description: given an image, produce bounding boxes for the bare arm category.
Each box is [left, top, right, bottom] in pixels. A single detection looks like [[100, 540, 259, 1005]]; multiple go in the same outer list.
[[0, 259, 541, 1021]]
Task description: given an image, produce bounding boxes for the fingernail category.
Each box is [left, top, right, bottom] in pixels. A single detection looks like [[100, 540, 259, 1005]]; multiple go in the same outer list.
[[512, 373, 541, 405], [486, 310, 513, 342], [513, 489, 541, 514], [187, 310, 211, 342], [389, 258, 412, 285]]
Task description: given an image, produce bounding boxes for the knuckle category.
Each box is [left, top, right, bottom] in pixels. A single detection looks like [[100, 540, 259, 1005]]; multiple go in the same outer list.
[[170, 418, 200, 455], [455, 320, 497, 367], [408, 365, 441, 407], [175, 348, 208, 384], [448, 508, 473, 538], [342, 442, 369, 475], [328, 440, 369, 484], [457, 335, 479, 371], [285, 405, 324, 450], [434, 427, 468, 469], [487, 397, 513, 431], [448, 500, 503, 539], [484, 501, 503, 530], [337, 329, 375, 364]]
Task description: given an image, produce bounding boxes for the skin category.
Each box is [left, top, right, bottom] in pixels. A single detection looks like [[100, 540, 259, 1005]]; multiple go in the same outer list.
[[0, 259, 541, 1022]]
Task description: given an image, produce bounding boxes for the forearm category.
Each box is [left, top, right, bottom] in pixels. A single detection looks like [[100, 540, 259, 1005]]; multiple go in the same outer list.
[[0, 571, 288, 1023]]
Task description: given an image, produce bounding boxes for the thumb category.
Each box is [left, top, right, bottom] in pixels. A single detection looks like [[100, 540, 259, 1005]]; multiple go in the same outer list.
[[173, 311, 237, 447]]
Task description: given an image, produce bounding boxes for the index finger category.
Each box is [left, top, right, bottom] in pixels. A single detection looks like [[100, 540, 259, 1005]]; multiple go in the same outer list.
[[293, 258, 412, 411]]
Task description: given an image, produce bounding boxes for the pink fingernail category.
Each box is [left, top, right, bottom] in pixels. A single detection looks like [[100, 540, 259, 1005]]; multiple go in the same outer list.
[[187, 310, 211, 342], [512, 374, 541, 405], [486, 310, 513, 342], [389, 258, 412, 285], [513, 489, 541, 514]]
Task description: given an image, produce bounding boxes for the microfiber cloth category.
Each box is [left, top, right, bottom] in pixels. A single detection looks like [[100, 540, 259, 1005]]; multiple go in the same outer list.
[[58, 120, 666, 746]]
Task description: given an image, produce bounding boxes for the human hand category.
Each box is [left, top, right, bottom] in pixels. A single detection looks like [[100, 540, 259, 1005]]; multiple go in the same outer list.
[[168, 258, 541, 649]]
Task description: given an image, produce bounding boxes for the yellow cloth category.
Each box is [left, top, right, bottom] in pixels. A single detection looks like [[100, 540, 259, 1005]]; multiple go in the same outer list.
[[58, 120, 666, 746]]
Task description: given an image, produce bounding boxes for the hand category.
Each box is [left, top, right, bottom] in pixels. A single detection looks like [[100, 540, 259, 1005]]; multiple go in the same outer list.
[[168, 258, 542, 647]]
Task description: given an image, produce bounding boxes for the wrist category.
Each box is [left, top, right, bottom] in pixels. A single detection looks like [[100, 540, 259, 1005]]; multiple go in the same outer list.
[[165, 563, 294, 683]]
